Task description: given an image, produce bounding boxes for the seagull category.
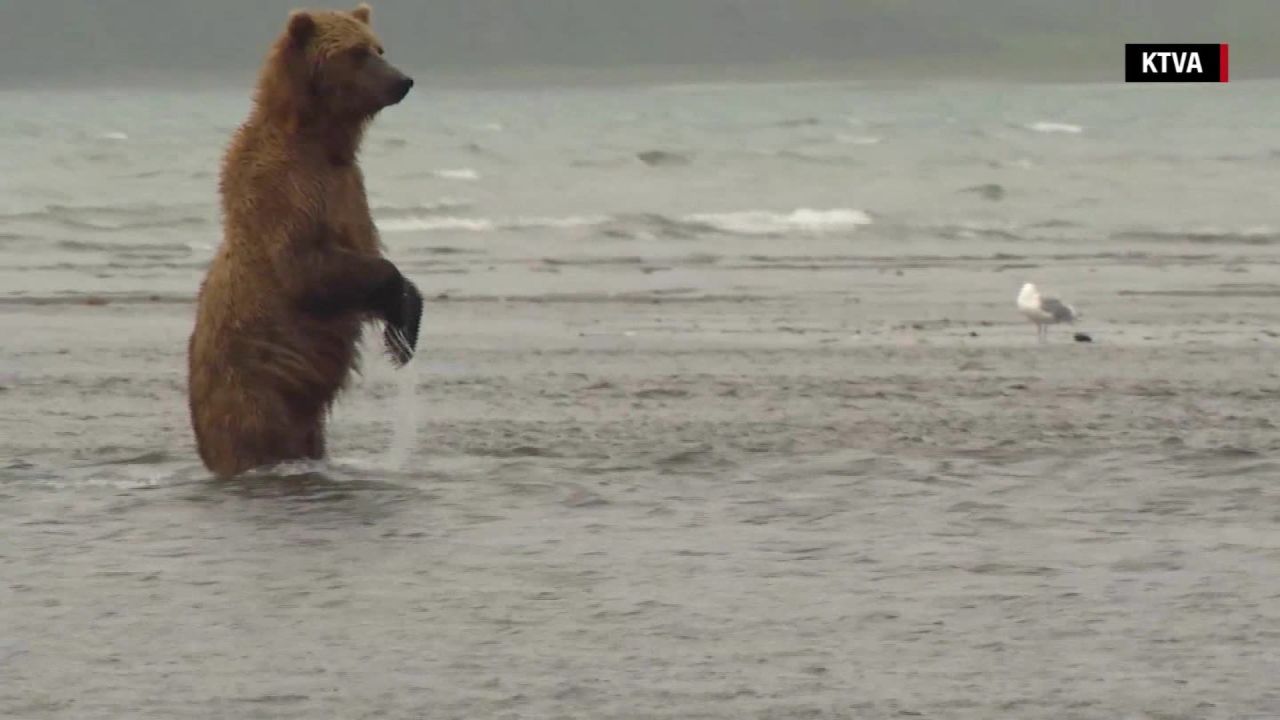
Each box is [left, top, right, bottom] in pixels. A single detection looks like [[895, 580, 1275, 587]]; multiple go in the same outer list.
[[1017, 282, 1080, 342]]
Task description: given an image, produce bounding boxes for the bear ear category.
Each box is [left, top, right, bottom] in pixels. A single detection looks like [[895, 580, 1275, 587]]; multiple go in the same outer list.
[[287, 10, 316, 46], [351, 4, 372, 25]]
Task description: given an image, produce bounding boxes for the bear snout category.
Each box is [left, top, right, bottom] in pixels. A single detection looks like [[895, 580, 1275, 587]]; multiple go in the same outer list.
[[390, 76, 414, 104]]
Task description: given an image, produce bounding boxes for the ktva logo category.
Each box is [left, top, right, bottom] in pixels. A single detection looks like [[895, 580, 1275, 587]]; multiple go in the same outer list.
[[1125, 44, 1228, 82]]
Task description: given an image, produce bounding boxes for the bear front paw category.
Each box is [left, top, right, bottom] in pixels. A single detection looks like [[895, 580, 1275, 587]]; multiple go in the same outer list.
[[382, 278, 423, 367]]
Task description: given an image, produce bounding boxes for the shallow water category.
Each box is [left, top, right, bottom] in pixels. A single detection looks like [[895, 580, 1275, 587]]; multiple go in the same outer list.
[[3, 80, 1280, 718]]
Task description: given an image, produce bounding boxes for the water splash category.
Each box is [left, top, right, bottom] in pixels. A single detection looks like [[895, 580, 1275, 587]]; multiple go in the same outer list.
[[385, 354, 420, 471]]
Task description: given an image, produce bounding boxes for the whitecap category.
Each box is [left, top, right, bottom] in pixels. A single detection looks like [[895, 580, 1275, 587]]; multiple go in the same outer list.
[[685, 208, 872, 236], [835, 134, 882, 146], [377, 214, 605, 234], [433, 168, 481, 181], [377, 216, 496, 233], [1026, 121, 1084, 135], [98, 131, 129, 141], [378, 209, 870, 236], [516, 215, 607, 230]]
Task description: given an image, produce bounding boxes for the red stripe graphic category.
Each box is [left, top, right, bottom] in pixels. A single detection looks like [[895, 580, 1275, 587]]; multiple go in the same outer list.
[[1220, 43, 1229, 82]]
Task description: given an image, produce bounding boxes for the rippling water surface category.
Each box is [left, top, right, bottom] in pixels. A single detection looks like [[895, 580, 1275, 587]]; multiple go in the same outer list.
[[2, 80, 1279, 719]]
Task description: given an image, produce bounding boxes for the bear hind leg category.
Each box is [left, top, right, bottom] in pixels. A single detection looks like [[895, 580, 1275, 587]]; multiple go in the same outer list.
[[195, 393, 327, 478]]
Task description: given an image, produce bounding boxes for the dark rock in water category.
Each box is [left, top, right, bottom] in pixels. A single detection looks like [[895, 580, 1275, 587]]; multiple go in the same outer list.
[[1074, 333, 1093, 343], [637, 150, 691, 167], [961, 183, 1005, 201]]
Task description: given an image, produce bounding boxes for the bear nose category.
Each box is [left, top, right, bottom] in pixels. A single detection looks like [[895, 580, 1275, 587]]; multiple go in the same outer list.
[[394, 76, 414, 102]]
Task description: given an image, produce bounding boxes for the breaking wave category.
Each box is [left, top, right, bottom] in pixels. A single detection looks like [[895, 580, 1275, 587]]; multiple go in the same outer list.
[[376, 214, 605, 234], [1026, 121, 1084, 134], [376, 208, 872, 238], [686, 209, 872, 235], [432, 168, 481, 181]]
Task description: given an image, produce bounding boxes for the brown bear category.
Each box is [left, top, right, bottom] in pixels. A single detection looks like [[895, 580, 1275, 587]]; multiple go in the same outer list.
[[188, 3, 422, 478]]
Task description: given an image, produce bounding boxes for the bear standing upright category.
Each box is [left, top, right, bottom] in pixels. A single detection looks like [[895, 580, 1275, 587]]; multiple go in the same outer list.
[[188, 4, 423, 478]]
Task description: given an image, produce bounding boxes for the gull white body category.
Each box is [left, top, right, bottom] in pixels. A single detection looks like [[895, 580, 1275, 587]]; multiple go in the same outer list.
[[1017, 282, 1079, 342]]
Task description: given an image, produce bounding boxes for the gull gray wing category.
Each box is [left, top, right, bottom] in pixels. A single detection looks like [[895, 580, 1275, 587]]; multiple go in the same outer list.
[[1040, 296, 1077, 322]]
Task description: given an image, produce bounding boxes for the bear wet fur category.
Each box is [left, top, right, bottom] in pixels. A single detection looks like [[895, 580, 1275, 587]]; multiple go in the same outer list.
[[188, 4, 422, 478]]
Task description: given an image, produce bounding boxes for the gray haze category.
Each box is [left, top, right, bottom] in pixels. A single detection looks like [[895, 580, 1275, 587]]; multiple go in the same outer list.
[[2, 1, 1279, 86]]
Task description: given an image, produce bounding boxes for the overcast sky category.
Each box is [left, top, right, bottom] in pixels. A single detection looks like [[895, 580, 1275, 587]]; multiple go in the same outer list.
[[1, 1, 1276, 86]]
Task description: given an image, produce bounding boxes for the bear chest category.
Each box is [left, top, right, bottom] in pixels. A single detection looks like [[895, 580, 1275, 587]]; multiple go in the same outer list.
[[314, 168, 377, 254]]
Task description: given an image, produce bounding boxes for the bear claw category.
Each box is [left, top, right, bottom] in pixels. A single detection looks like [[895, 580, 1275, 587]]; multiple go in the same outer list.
[[383, 281, 423, 367]]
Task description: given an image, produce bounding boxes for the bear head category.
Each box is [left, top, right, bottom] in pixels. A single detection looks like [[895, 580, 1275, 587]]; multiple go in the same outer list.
[[259, 4, 413, 126]]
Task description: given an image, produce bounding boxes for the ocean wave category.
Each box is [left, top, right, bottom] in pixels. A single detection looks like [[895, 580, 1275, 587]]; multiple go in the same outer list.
[[686, 209, 872, 236], [378, 216, 497, 233], [56, 239, 195, 254], [774, 149, 858, 166], [0, 203, 210, 232], [928, 220, 1026, 242], [376, 208, 873, 238], [1113, 227, 1280, 245], [914, 219, 1083, 243], [3, 203, 187, 219], [372, 199, 473, 220], [835, 134, 882, 146], [601, 213, 717, 239], [73, 216, 206, 232], [1026, 121, 1084, 135], [377, 214, 605, 234], [432, 168, 480, 181]]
